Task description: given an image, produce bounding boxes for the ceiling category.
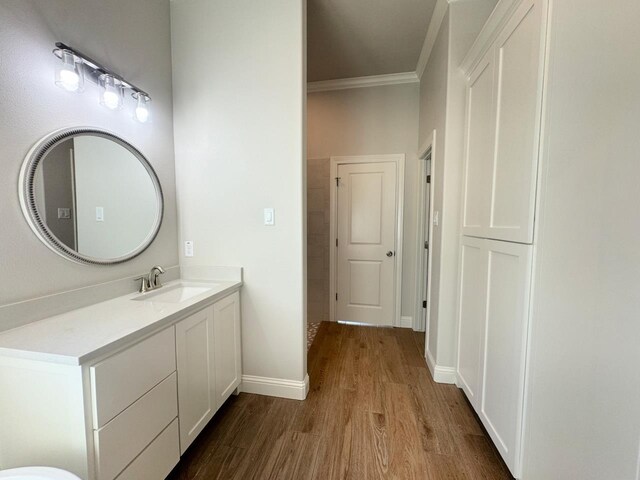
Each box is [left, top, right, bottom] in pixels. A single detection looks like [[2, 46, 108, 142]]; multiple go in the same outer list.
[[307, 0, 438, 82]]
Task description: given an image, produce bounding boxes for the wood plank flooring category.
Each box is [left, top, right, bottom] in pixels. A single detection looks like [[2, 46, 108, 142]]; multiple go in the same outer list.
[[167, 322, 513, 479]]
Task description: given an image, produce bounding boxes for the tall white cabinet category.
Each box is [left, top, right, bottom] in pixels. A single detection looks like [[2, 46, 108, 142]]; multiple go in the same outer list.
[[457, 0, 548, 477]]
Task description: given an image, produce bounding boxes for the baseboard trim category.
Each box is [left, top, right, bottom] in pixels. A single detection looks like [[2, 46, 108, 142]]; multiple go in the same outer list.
[[426, 350, 457, 384], [240, 374, 309, 400], [399, 316, 413, 329]]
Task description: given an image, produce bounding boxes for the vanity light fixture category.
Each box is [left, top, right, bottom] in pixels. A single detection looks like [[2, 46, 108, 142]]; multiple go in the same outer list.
[[53, 42, 151, 119]]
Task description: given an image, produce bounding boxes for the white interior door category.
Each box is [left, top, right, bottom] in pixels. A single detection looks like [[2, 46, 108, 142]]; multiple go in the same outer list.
[[421, 160, 431, 330], [336, 162, 397, 326]]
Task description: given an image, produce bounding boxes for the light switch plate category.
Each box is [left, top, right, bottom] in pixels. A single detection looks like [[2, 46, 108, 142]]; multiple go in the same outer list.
[[264, 208, 275, 226], [57, 208, 71, 219], [96, 207, 104, 222], [184, 240, 194, 257]]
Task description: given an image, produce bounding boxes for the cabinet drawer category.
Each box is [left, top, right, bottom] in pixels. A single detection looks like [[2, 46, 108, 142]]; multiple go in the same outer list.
[[94, 373, 178, 480], [90, 327, 176, 428], [115, 419, 180, 480]]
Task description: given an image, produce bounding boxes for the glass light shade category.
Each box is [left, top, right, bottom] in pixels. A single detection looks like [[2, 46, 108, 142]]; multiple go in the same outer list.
[[99, 74, 123, 110], [134, 93, 151, 123], [55, 50, 84, 92]]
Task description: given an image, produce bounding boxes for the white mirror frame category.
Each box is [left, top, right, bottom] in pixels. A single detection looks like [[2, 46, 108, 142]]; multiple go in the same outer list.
[[18, 127, 164, 266]]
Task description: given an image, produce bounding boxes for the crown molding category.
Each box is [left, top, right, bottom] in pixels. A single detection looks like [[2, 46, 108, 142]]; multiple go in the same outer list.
[[307, 71, 419, 93], [416, 0, 450, 79]]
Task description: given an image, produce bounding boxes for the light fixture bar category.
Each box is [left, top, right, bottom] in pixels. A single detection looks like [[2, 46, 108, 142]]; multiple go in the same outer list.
[[54, 42, 149, 98]]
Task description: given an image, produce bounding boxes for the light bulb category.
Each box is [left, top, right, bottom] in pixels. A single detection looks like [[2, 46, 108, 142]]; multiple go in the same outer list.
[[134, 93, 151, 123], [59, 68, 80, 91], [99, 74, 123, 110], [103, 90, 120, 109], [55, 49, 83, 93]]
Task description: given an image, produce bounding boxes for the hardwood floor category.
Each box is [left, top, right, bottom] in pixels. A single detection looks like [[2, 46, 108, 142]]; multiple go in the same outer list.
[[168, 322, 513, 479]]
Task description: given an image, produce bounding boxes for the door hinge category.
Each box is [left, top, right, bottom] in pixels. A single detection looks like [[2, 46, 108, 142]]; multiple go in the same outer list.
[[426, 175, 431, 184], [335, 293, 338, 301], [335, 177, 341, 187], [423, 300, 427, 308], [336, 238, 338, 247], [424, 241, 429, 249]]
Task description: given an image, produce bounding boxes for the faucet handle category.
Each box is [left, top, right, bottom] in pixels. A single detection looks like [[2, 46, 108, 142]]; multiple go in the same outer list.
[[134, 276, 149, 293]]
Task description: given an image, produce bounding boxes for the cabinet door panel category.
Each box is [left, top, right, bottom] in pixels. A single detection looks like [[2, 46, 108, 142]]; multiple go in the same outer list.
[[489, 0, 544, 243], [175, 306, 215, 454], [456, 236, 488, 408], [462, 53, 495, 237], [213, 291, 241, 408], [481, 240, 532, 476]]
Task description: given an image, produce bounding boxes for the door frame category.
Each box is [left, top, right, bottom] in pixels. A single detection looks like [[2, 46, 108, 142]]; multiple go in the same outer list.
[[329, 154, 405, 326], [414, 131, 436, 345]]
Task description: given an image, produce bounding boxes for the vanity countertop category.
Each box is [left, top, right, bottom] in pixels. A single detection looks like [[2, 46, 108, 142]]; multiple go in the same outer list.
[[0, 279, 241, 366]]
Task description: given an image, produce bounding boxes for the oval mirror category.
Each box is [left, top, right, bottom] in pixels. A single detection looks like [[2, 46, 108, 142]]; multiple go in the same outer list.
[[19, 128, 163, 265]]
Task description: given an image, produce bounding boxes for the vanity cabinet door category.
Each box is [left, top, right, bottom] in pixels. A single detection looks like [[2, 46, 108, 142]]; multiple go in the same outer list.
[[213, 291, 242, 409], [175, 306, 216, 454]]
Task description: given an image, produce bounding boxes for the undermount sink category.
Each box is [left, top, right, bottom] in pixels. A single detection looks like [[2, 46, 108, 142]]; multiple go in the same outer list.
[[133, 282, 217, 304]]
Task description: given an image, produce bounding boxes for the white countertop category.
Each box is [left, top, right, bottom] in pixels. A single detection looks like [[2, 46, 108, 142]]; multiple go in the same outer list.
[[0, 279, 242, 366]]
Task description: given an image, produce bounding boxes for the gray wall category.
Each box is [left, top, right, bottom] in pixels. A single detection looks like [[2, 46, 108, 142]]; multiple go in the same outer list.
[[0, 0, 178, 314], [419, 11, 450, 361], [41, 139, 76, 249]]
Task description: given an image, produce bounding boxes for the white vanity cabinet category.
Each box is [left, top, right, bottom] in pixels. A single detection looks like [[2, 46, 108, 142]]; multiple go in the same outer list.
[[174, 291, 241, 453], [0, 286, 242, 480]]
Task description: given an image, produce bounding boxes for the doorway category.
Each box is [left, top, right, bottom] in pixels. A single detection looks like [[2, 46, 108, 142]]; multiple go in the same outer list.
[[329, 155, 405, 327], [415, 131, 436, 353]]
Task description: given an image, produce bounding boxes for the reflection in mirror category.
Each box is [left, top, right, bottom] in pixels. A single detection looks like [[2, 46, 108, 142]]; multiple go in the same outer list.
[[22, 129, 163, 265]]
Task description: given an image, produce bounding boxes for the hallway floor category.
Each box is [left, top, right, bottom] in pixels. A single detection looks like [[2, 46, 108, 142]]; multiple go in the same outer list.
[[168, 322, 513, 479]]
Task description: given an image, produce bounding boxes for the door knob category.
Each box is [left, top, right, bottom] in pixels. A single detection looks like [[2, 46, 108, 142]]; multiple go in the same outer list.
[[386, 251, 394, 257]]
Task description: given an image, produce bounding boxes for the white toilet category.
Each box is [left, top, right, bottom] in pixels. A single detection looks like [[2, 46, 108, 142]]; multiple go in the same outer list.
[[0, 467, 81, 480]]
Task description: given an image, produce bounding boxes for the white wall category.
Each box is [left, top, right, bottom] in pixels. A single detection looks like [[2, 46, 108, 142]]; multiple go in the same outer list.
[[171, 0, 307, 384], [307, 84, 420, 321], [418, 0, 497, 368], [0, 1, 178, 315], [523, 1, 640, 478]]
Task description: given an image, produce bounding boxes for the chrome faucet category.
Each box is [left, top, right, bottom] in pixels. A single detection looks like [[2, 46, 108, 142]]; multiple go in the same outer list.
[[134, 265, 166, 293], [148, 265, 166, 289]]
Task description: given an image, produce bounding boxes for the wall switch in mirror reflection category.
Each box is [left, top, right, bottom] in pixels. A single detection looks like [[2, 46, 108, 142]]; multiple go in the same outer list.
[[185, 240, 194, 257], [57, 208, 71, 219], [96, 207, 104, 222]]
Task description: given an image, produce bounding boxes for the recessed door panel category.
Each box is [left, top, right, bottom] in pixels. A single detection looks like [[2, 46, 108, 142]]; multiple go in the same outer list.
[[489, 0, 543, 243], [481, 240, 532, 474], [350, 173, 383, 245], [348, 260, 382, 307], [462, 53, 495, 237], [456, 236, 488, 408]]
